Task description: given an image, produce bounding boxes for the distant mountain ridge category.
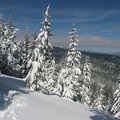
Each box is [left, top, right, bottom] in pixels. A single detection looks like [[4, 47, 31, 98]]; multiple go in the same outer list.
[[53, 46, 120, 65]]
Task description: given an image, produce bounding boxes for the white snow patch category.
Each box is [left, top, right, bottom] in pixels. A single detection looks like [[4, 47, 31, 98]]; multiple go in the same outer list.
[[0, 75, 118, 120]]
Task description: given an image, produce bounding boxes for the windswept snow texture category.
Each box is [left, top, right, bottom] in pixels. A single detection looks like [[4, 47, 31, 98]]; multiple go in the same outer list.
[[0, 75, 118, 120]]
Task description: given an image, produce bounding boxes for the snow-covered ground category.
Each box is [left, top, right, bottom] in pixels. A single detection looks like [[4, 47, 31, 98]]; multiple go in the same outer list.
[[0, 75, 118, 120]]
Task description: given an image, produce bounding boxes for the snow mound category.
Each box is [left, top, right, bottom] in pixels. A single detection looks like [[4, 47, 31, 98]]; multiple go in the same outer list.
[[0, 75, 118, 120]]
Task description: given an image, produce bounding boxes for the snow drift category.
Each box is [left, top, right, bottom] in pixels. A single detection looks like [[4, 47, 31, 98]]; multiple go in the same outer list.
[[0, 75, 118, 120]]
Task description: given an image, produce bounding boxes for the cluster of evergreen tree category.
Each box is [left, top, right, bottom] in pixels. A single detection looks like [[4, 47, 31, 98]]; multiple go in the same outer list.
[[0, 13, 19, 76], [0, 6, 119, 119]]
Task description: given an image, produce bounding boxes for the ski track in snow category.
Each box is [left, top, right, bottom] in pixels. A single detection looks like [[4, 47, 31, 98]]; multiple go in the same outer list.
[[0, 94, 27, 120]]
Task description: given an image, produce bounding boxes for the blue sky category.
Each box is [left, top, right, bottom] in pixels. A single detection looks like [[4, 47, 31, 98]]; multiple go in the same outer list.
[[1, 0, 120, 53]]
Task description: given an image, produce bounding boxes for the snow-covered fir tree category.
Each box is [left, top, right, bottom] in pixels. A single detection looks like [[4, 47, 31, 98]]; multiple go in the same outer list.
[[104, 83, 114, 112], [53, 65, 67, 95], [0, 14, 18, 75], [0, 13, 6, 72], [56, 23, 81, 100], [95, 85, 108, 111], [0, 13, 7, 56], [7, 16, 18, 54], [20, 27, 31, 77], [110, 80, 120, 119], [25, 5, 55, 92], [31, 31, 38, 50], [5, 15, 19, 76], [81, 56, 92, 106], [89, 81, 99, 107], [37, 5, 55, 92], [25, 47, 41, 91], [7, 15, 18, 43], [92, 82, 114, 112], [0, 13, 4, 42]]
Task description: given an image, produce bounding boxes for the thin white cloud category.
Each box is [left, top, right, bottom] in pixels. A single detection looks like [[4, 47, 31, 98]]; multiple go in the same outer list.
[[50, 35, 120, 48], [50, 36, 69, 47], [51, 9, 119, 23], [30, 9, 44, 14], [19, 17, 42, 22], [52, 16, 107, 23], [1, 6, 119, 24], [0, 6, 19, 11], [86, 29, 113, 35]]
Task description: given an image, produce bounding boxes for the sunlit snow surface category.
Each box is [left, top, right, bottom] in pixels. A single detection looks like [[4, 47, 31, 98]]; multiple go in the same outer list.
[[0, 75, 118, 120]]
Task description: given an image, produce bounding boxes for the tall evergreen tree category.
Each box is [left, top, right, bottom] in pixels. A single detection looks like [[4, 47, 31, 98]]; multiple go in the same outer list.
[[0, 13, 6, 72], [5, 15, 19, 76], [20, 27, 30, 77], [81, 56, 92, 106], [110, 80, 120, 119], [0, 14, 18, 75], [0, 14, 15, 75], [89, 81, 99, 107], [56, 23, 81, 100], [0, 13, 8, 56], [31, 31, 38, 50], [37, 5, 55, 92], [94, 83, 114, 112], [7, 15, 17, 42], [0, 13, 4, 44], [53, 65, 66, 95], [25, 5, 55, 92], [96, 85, 108, 111]]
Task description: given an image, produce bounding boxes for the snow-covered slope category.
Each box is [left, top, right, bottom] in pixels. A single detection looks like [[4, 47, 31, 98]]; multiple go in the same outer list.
[[0, 75, 118, 120]]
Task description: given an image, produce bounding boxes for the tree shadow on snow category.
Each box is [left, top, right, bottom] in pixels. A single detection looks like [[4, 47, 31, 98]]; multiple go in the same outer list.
[[0, 92, 20, 111], [89, 109, 119, 120], [0, 75, 30, 110], [0, 75, 29, 94], [42, 89, 61, 97]]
